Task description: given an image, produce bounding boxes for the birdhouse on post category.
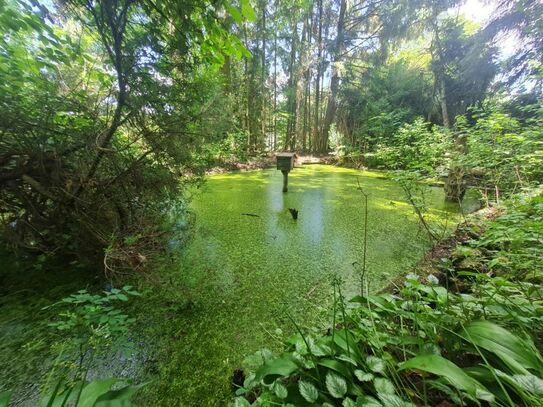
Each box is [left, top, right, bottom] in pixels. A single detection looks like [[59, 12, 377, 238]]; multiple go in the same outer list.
[[276, 152, 296, 192]]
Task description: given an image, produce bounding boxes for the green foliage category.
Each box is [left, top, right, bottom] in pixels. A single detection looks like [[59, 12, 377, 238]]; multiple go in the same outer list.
[[41, 286, 142, 404], [484, 0, 543, 86], [48, 286, 140, 349], [238, 277, 543, 406], [338, 59, 435, 153], [0, 377, 144, 407], [373, 118, 451, 173], [0, 0, 250, 272], [457, 191, 543, 282], [431, 17, 498, 123], [0, 391, 10, 407], [198, 131, 250, 169], [0, 281, 144, 406], [237, 193, 543, 406], [458, 108, 543, 196], [391, 170, 449, 243]]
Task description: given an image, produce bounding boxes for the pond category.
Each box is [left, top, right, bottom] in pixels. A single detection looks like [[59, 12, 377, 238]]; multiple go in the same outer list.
[[146, 164, 463, 405]]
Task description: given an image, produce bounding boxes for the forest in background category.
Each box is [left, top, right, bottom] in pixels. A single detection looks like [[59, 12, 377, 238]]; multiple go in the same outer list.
[[0, 0, 541, 269], [222, 0, 540, 154], [1, 0, 543, 406]]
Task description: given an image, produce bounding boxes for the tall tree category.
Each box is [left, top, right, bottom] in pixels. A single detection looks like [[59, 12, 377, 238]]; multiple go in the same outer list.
[[319, 0, 347, 152], [285, 4, 301, 150], [484, 0, 543, 93]]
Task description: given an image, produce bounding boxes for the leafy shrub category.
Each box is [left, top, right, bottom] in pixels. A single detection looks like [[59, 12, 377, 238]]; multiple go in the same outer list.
[[458, 108, 543, 197], [373, 118, 451, 174], [235, 277, 543, 406], [47, 287, 142, 400], [0, 0, 242, 272], [455, 190, 543, 283], [198, 131, 251, 169], [0, 378, 145, 407], [1, 286, 144, 406], [47, 286, 141, 349]]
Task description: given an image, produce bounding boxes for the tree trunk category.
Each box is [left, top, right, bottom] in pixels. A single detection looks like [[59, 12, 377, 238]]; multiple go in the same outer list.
[[445, 165, 466, 202], [440, 78, 450, 128], [273, 0, 278, 151], [320, 0, 347, 152], [74, 1, 132, 198], [260, 0, 267, 150], [285, 14, 299, 150], [313, 0, 323, 152]]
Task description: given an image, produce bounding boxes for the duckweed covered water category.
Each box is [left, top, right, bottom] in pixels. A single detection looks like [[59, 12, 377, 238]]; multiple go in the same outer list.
[[147, 164, 462, 405]]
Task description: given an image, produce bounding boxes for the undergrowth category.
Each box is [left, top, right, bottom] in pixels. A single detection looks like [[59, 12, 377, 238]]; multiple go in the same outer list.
[[234, 191, 543, 406]]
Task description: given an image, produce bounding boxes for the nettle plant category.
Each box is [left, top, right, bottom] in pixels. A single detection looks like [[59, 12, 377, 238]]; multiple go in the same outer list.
[[234, 275, 543, 407]]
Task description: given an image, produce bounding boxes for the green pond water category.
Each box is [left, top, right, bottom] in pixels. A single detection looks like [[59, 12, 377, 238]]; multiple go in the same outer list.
[[146, 164, 462, 405]]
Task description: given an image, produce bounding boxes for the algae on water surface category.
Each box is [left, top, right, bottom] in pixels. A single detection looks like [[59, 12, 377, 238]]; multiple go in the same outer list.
[[0, 165, 464, 406], [145, 164, 462, 405]]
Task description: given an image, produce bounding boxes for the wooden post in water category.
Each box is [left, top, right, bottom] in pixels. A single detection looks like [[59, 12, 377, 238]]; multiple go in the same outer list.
[[276, 153, 296, 193], [281, 169, 289, 192]]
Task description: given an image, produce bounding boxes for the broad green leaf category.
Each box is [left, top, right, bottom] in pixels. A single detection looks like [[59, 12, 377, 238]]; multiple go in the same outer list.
[[355, 395, 382, 407], [354, 370, 373, 382], [377, 394, 413, 407], [243, 373, 256, 389], [325, 372, 347, 398], [512, 374, 543, 395], [226, 6, 243, 24], [240, 0, 256, 21], [273, 382, 288, 399], [78, 378, 118, 407], [318, 359, 351, 378], [366, 356, 385, 373], [0, 392, 11, 407], [299, 380, 319, 403], [233, 397, 251, 407], [374, 378, 395, 395], [95, 381, 147, 405], [338, 354, 358, 366], [399, 354, 493, 401], [254, 355, 298, 385], [333, 331, 363, 363], [342, 397, 356, 407], [464, 321, 543, 374]]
